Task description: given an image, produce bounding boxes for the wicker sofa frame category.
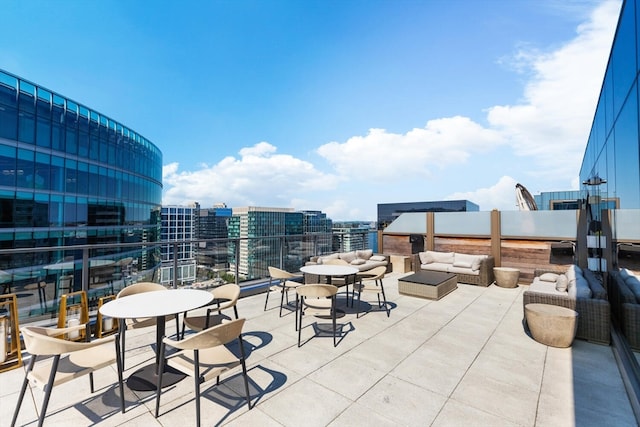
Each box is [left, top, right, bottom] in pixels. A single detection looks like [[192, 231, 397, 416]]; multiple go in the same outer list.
[[523, 268, 610, 345], [411, 253, 495, 287], [608, 270, 640, 350]]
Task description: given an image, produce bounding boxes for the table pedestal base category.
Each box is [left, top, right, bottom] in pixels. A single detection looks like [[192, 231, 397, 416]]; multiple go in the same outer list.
[[126, 363, 185, 391]]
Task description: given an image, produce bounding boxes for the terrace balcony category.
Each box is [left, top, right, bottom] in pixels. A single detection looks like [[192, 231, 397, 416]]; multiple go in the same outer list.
[[1, 271, 638, 426], [1, 206, 639, 425]]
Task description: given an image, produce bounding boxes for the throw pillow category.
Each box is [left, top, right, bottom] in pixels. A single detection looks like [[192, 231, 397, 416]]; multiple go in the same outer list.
[[555, 274, 568, 292], [419, 251, 433, 265], [539, 273, 559, 282], [453, 261, 472, 268], [339, 251, 357, 263], [350, 258, 366, 265], [370, 255, 386, 262], [356, 249, 373, 260], [432, 251, 455, 264], [575, 276, 593, 298]]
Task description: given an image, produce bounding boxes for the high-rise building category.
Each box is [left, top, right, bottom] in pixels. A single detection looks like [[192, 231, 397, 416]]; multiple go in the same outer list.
[[160, 205, 197, 285], [0, 69, 163, 319], [228, 207, 332, 280], [332, 221, 372, 252], [196, 203, 232, 270]]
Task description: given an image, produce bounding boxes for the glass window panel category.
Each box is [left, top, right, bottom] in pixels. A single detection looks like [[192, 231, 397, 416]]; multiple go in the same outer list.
[[34, 152, 50, 190], [612, 0, 637, 117], [77, 162, 89, 195], [65, 159, 77, 193], [50, 156, 64, 192], [49, 194, 63, 226], [51, 103, 65, 151], [36, 115, 51, 148], [17, 111, 35, 143], [614, 82, 640, 209], [0, 144, 16, 187], [0, 102, 18, 139], [16, 148, 34, 189], [64, 195, 76, 226], [434, 211, 491, 235]]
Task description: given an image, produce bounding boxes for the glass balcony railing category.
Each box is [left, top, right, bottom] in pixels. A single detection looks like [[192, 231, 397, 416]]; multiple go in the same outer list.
[[0, 231, 374, 324]]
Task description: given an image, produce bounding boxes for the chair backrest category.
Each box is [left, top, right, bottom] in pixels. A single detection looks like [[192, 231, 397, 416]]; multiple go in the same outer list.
[[117, 281, 166, 298], [22, 326, 96, 356], [363, 266, 387, 280], [172, 318, 245, 351], [212, 283, 240, 305], [296, 284, 338, 299], [268, 266, 295, 280]]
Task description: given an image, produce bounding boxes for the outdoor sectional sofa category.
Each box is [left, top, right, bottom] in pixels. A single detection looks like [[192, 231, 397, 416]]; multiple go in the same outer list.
[[523, 265, 610, 345], [608, 268, 640, 350], [306, 250, 391, 273], [411, 250, 495, 287]]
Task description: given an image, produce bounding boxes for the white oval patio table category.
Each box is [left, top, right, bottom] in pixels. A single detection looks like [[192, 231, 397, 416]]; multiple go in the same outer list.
[[300, 264, 359, 307], [100, 286, 213, 391]]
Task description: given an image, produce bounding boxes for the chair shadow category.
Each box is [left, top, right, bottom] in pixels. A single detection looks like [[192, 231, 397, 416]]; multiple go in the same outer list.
[[158, 363, 288, 427], [299, 320, 355, 347]]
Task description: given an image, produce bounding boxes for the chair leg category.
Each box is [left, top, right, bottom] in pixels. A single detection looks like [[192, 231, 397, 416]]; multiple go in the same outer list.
[[332, 296, 337, 347], [279, 285, 286, 317], [381, 283, 390, 317], [119, 319, 127, 371], [155, 341, 167, 418], [297, 296, 303, 347], [11, 355, 36, 427], [356, 288, 362, 319], [237, 335, 252, 410], [264, 277, 274, 311], [37, 355, 61, 427], [194, 350, 201, 427], [233, 305, 239, 319]]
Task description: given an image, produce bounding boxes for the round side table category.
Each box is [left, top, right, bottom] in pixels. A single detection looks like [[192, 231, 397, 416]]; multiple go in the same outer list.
[[524, 303, 578, 348], [493, 267, 520, 288]]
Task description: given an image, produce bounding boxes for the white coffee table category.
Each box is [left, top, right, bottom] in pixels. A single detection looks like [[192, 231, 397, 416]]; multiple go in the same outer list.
[[100, 287, 213, 390]]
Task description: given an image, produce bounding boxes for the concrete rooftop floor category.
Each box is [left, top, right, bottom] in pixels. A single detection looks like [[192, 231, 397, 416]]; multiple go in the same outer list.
[[1, 271, 638, 427]]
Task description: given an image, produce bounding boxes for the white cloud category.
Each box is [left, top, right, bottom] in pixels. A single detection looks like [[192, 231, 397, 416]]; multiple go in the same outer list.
[[162, 142, 341, 208], [446, 176, 520, 211], [163, 0, 620, 220]]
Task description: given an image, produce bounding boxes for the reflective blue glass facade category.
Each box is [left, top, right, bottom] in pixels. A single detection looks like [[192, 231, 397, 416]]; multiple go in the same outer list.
[[580, 0, 640, 210], [0, 69, 162, 279]]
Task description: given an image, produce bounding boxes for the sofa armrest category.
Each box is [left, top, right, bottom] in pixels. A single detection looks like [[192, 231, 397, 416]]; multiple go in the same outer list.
[[412, 254, 421, 273], [479, 256, 495, 284]]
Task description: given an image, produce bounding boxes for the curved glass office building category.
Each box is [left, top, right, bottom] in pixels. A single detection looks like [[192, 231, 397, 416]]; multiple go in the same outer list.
[[0, 69, 162, 317]]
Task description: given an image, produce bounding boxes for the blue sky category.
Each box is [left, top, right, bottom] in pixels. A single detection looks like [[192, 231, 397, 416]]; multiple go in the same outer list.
[[1, 0, 622, 220]]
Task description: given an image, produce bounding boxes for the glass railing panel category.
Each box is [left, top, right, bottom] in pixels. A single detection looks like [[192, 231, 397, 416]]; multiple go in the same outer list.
[[500, 210, 577, 239], [434, 211, 491, 235]]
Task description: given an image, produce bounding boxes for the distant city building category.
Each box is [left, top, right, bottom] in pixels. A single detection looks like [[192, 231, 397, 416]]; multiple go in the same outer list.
[[332, 221, 373, 252], [377, 200, 479, 230], [160, 204, 197, 285], [196, 203, 232, 270], [534, 191, 618, 211], [228, 207, 332, 279]]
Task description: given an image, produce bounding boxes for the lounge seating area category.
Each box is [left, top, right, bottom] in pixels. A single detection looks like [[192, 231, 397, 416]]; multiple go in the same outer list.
[[411, 250, 495, 287], [609, 268, 640, 350], [523, 265, 611, 345], [306, 250, 390, 272], [1, 271, 636, 426]]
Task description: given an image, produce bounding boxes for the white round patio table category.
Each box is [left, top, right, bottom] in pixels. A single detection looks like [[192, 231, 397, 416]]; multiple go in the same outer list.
[[100, 287, 213, 391]]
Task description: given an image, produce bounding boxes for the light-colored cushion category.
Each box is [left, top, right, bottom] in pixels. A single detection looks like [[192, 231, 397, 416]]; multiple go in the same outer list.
[[419, 251, 432, 265], [350, 258, 366, 265], [529, 278, 566, 296], [539, 273, 559, 282], [453, 260, 472, 268], [430, 251, 454, 264], [453, 253, 477, 269], [356, 249, 373, 260], [555, 274, 568, 292], [566, 267, 576, 283], [339, 251, 357, 263], [625, 274, 640, 301], [370, 255, 386, 262]]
